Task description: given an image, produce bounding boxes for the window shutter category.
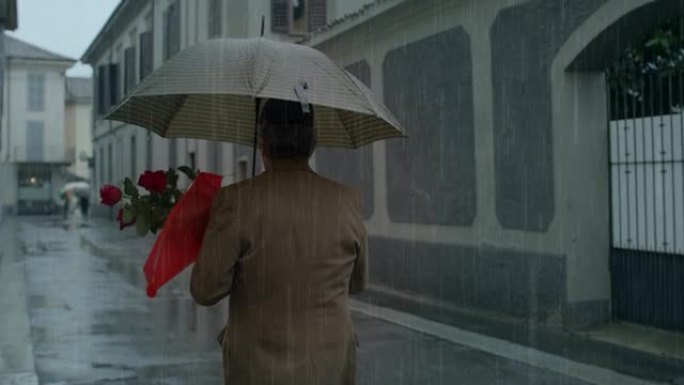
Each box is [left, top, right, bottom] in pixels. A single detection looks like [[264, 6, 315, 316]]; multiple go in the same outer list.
[[27, 74, 45, 112], [165, 1, 181, 60], [124, 47, 136, 95], [271, 0, 288, 33], [139, 31, 154, 80], [163, 7, 169, 60], [308, 0, 326, 32], [208, 0, 222, 38], [97, 65, 108, 115], [26, 121, 44, 162], [108, 64, 120, 107]]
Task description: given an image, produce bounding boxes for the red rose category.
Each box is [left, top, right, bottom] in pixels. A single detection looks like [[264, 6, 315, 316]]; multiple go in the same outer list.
[[116, 208, 136, 230], [100, 184, 122, 206], [138, 170, 167, 194]]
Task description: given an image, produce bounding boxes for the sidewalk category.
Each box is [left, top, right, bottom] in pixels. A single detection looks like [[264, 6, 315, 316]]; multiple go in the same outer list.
[[0, 218, 39, 385], [78, 218, 680, 385]]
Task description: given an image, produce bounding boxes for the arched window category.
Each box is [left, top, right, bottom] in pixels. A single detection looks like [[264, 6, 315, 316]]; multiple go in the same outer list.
[[271, 0, 326, 34]]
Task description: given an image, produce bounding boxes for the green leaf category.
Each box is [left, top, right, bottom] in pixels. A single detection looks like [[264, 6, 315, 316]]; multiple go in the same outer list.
[[123, 178, 139, 198], [135, 206, 150, 237], [122, 206, 136, 223], [177, 166, 196, 180]]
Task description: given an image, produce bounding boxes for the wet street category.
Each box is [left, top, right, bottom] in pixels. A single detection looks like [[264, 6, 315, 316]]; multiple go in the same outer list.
[[0, 216, 639, 384]]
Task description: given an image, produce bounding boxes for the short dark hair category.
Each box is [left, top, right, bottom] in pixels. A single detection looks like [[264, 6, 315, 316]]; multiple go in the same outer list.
[[258, 99, 316, 159]]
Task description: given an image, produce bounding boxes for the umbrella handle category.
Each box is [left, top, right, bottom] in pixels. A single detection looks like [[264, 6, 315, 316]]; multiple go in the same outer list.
[[251, 15, 265, 178], [252, 98, 261, 177]]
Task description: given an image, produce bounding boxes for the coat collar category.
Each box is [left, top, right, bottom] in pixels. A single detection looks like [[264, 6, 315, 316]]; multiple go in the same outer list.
[[268, 158, 313, 173]]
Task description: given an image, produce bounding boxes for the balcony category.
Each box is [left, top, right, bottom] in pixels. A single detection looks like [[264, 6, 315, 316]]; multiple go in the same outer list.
[[12, 145, 76, 165]]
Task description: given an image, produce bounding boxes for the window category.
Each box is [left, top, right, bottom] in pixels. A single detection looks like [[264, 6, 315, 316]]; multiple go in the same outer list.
[[109, 63, 120, 107], [169, 139, 177, 168], [146, 132, 152, 170], [124, 47, 136, 95], [208, 0, 222, 38], [188, 151, 196, 170], [271, 0, 326, 34], [164, 0, 181, 60], [27, 73, 45, 112], [207, 142, 222, 173], [108, 144, 113, 183], [99, 147, 104, 186], [238, 158, 248, 181], [139, 30, 154, 80], [131, 135, 137, 178], [26, 121, 44, 161], [96, 63, 120, 115], [97, 65, 107, 115]]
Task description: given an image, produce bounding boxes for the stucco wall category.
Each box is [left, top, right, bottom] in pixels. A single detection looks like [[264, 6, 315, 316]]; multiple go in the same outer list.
[[65, 102, 93, 179], [83, 0, 670, 327], [6, 62, 68, 162], [306, 0, 651, 326]]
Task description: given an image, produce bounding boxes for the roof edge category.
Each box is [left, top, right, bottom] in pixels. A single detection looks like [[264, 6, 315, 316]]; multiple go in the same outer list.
[[8, 56, 76, 63], [299, 0, 408, 46], [8, 57, 76, 69], [5, 34, 76, 62], [81, 0, 146, 63]]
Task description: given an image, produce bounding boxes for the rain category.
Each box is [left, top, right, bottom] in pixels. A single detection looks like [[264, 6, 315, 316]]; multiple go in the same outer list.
[[1, 0, 684, 384]]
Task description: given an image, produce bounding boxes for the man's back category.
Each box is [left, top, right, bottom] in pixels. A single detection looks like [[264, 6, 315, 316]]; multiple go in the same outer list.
[[191, 158, 367, 385]]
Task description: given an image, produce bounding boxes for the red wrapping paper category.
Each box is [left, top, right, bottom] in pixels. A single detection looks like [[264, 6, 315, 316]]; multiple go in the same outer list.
[[143, 172, 223, 298]]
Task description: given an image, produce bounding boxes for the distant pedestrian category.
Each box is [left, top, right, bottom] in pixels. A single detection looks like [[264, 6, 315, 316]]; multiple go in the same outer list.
[[78, 196, 90, 219], [191, 99, 368, 385], [62, 190, 71, 219]]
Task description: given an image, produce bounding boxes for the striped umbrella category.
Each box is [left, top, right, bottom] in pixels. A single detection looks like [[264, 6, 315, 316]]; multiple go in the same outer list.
[[105, 37, 406, 156]]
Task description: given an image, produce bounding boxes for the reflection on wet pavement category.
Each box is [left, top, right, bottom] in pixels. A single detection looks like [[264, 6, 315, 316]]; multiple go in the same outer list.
[[18, 217, 224, 384], [11, 216, 596, 385]]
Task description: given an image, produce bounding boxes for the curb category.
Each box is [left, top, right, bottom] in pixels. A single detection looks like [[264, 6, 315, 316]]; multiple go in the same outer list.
[[350, 299, 666, 385]]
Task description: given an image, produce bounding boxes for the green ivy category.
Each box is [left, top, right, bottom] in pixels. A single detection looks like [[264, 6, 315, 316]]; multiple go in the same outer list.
[[608, 19, 684, 98]]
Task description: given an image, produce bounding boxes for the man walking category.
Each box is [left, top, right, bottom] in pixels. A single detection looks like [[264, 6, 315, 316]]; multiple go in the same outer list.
[[191, 99, 368, 385]]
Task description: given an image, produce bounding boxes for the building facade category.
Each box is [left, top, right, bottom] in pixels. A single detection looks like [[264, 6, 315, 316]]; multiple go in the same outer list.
[[65, 77, 93, 180], [0, 35, 76, 214], [83, 0, 684, 331]]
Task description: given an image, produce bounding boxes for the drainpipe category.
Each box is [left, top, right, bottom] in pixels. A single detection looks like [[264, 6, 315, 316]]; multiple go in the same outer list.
[[147, 0, 155, 170], [0, 26, 5, 161], [5, 45, 9, 163], [0, 27, 3, 219]]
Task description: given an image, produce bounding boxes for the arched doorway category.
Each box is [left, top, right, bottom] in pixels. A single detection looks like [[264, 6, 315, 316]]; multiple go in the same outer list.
[[564, 0, 684, 331]]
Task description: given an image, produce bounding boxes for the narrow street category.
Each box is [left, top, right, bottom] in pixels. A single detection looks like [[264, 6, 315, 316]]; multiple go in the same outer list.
[[0, 216, 633, 384]]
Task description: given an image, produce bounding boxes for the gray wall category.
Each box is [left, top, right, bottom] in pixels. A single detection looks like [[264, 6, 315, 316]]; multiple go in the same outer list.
[[383, 27, 476, 226], [491, 0, 607, 232], [370, 237, 566, 322]]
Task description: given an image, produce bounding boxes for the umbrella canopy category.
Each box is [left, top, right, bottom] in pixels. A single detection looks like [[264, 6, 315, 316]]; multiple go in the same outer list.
[[60, 181, 90, 198], [105, 37, 406, 149], [63, 181, 90, 193]]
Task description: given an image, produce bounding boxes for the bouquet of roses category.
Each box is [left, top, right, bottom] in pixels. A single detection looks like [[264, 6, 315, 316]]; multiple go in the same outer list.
[[99, 166, 198, 235], [100, 167, 223, 297]]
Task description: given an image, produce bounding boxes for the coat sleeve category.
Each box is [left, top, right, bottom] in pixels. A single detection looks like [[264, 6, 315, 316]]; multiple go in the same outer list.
[[191, 187, 241, 306], [349, 190, 368, 295]]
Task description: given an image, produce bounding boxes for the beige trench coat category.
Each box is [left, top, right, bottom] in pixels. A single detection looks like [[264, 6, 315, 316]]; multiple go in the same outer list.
[[190, 158, 368, 385]]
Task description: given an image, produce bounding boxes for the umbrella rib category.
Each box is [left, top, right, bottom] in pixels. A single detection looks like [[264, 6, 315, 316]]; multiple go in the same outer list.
[[334, 108, 357, 148], [162, 95, 190, 137]]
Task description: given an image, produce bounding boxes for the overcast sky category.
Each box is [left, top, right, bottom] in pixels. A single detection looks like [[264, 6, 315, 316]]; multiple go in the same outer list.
[[7, 0, 121, 77]]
